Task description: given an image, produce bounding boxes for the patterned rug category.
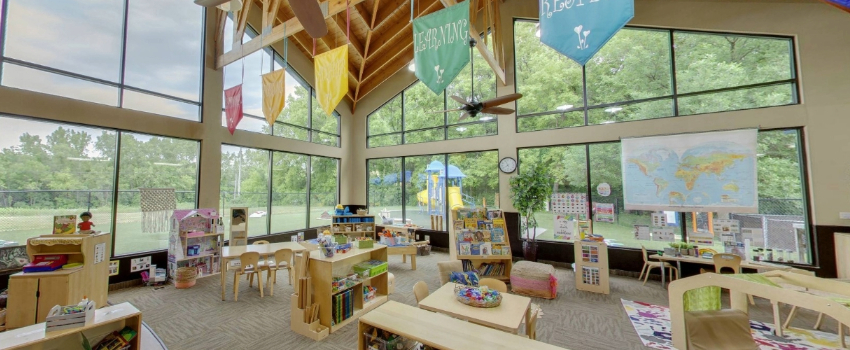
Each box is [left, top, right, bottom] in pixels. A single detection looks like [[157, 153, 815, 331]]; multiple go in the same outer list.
[[621, 299, 846, 350]]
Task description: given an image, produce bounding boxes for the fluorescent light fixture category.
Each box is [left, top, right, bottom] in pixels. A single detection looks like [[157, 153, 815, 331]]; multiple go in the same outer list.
[[604, 107, 623, 113], [479, 116, 494, 121], [154, 162, 184, 167], [455, 127, 467, 132], [556, 104, 574, 111], [408, 61, 416, 72]]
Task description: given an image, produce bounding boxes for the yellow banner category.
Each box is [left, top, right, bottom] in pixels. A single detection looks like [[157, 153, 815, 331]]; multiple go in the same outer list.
[[314, 45, 348, 116], [262, 69, 287, 127]]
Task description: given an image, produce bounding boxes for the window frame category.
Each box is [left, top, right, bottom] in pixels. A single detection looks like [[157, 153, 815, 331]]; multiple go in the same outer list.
[[514, 127, 815, 266], [512, 19, 801, 132], [0, 0, 206, 120]]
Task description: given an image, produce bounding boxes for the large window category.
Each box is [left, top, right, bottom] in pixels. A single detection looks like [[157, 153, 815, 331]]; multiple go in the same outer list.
[[220, 145, 339, 235], [514, 21, 797, 132], [1, 0, 204, 120], [367, 45, 497, 147], [115, 134, 200, 255], [222, 20, 340, 146], [367, 151, 499, 230], [0, 115, 201, 256], [516, 129, 812, 264]]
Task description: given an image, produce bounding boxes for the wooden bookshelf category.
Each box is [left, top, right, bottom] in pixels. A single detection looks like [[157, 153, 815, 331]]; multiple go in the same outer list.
[[331, 215, 376, 239], [291, 244, 389, 339], [448, 208, 513, 280]]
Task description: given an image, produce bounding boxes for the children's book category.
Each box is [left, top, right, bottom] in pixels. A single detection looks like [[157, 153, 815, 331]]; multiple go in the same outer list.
[[464, 218, 478, 229], [490, 228, 505, 243], [470, 243, 481, 255], [54, 215, 76, 234], [480, 242, 492, 256], [493, 244, 505, 255], [472, 230, 486, 243], [459, 242, 471, 255], [453, 220, 464, 232]]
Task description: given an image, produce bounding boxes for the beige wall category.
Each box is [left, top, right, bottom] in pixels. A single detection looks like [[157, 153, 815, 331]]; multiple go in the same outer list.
[[351, 0, 850, 227]]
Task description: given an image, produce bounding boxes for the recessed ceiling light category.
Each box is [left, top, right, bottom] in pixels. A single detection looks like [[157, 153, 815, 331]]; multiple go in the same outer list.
[[604, 107, 623, 113]]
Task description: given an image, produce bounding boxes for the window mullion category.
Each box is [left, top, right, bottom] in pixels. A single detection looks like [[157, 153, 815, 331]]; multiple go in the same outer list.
[[117, 0, 130, 107]]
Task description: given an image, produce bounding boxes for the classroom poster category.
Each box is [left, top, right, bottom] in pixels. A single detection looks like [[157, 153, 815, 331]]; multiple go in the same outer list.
[[594, 203, 615, 223], [652, 227, 676, 242], [651, 212, 667, 227], [688, 230, 714, 245], [551, 192, 588, 215], [633, 225, 651, 241], [553, 214, 575, 241], [108, 260, 120, 276]]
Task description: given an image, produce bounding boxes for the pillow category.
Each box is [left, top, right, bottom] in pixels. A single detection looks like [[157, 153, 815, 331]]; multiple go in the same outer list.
[[449, 271, 479, 287]]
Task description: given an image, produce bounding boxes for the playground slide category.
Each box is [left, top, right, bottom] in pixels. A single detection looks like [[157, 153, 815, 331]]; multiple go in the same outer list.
[[417, 187, 465, 210]]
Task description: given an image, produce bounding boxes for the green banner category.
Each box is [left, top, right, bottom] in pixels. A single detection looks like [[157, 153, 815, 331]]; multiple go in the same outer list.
[[413, 3, 470, 94]]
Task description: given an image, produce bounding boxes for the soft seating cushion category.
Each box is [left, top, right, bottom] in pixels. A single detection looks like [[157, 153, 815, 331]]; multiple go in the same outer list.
[[685, 309, 758, 350], [437, 260, 464, 285], [511, 260, 558, 299], [449, 271, 479, 287]]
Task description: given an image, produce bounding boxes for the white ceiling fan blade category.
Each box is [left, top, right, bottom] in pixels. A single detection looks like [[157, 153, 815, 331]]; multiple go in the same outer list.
[[194, 0, 231, 7], [458, 112, 469, 121]]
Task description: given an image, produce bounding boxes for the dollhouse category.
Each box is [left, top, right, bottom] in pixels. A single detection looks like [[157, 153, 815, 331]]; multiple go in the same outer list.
[[167, 208, 224, 282]]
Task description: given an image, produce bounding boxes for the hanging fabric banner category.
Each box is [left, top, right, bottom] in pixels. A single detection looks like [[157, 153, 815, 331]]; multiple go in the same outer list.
[[314, 45, 348, 116], [224, 84, 243, 135], [538, 0, 634, 66], [412, 2, 469, 94], [139, 188, 175, 233], [261, 69, 287, 126]]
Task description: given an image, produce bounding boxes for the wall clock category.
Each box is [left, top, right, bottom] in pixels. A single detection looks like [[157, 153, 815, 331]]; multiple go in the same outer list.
[[499, 157, 517, 174]]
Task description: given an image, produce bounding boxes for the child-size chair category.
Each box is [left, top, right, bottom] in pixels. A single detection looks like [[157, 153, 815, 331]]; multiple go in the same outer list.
[[261, 248, 293, 296], [479, 278, 508, 293], [413, 281, 430, 304], [640, 245, 679, 285], [233, 251, 263, 301]]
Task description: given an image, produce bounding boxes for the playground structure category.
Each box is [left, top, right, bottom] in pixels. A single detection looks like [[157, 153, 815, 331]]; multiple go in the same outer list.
[[417, 161, 476, 219]]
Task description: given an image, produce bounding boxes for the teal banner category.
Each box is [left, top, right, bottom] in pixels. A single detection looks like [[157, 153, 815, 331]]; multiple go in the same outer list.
[[413, 3, 470, 94], [539, 0, 634, 66]]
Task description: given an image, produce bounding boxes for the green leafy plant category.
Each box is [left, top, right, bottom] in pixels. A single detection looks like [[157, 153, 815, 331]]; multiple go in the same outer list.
[[509, 163, 553, 242]]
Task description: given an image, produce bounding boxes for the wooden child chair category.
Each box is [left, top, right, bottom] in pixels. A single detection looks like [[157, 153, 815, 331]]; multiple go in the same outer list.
[[525, 308, 540, 340], [234, 251, 263, 301], [479, 278, 508, 293], [640, 245, 679, 285], [413, 281, 430, 304], [262, 248, 293, 296]]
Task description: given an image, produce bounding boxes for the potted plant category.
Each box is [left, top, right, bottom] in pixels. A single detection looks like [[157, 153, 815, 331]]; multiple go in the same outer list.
[[509, 163, 553, 262], [664, 242, 679, 257]]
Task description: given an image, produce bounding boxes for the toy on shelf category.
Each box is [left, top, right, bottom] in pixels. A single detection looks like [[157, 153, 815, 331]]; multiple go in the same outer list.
[[45, 298, 95, 332], [77, 212, 95, 234], [167, 209, 224, 283]]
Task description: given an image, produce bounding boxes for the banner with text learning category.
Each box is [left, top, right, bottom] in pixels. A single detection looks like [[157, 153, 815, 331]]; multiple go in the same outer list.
[[539, 0, 634, 66], [314, 46, 348, 116], [621, 129, 758, 213], [262, 69, 287, 127], [413, 2, 470, 94]]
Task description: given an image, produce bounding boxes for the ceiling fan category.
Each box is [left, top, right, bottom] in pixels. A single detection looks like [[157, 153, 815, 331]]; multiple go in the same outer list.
[[434, 93, 523, 121], [195, 0, 328, 39]]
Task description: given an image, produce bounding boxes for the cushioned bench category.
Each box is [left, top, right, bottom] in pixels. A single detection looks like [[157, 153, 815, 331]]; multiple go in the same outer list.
[[511, 261, 557, 299]]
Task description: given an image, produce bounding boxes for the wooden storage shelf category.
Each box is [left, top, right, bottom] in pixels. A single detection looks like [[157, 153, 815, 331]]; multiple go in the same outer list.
[[331, 215, 376, 240], [331, 294, 388, 332], [574, 241, 609, 294], [456, 255, 511, 260]]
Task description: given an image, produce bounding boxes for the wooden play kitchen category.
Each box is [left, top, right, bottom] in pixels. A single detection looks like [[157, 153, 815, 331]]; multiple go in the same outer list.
[[5, 232, 111, 330], [290, 243, 389, 341]]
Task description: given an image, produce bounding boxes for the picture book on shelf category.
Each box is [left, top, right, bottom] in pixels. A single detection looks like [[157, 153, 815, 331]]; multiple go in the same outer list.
[[480, 242, 492, 256], [490, 228, 505, 243], [453, 220, 464, 232], [53, 215, 76, 234], [470, 243, 481, 255], [464, 218, 478, 229], [459, 242, 471, 255]]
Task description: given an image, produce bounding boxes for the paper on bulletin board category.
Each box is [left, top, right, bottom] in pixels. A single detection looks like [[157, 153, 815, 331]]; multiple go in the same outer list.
[[108, 260, 120, 276], [633, 225, 651, 241], [594, 203, 615, 223], [715, 219, 740, 233], [688, 230, 714, 245], [554, 214, 575, 241], [551, 192, 588, 215], [652, 227, 675, 242], [94, 243, 106, 264], [651, 212, 667, 227], [130, 256, 151, 273]]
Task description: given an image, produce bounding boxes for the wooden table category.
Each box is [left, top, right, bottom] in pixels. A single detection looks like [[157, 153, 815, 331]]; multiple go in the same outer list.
[[220, 242, 306, 300], [418, 282, 531, 334], [360, 301, 567, 350], [382, 225, 427, 270], [650, 254, 792, 287]]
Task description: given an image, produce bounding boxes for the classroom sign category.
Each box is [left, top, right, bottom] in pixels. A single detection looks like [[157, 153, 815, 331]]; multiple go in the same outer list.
[[413, 2, 470, 94], [314, 46, 348, 116], [538, 0, 634, 65]]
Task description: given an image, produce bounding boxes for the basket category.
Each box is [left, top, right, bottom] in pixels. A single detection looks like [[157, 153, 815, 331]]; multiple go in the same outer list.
[[175, 267, 198, 289], [454, 285, 502, 308], [333, 235, 348, 244]]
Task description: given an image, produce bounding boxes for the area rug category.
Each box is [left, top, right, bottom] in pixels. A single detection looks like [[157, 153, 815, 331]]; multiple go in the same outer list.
[[621, 299, 846, 350]]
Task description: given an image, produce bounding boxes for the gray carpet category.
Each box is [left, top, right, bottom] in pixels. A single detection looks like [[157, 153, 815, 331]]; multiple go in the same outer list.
[[108, 252, 835, 350]]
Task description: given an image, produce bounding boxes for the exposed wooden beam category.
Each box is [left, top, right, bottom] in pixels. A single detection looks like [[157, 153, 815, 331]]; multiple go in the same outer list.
[[442, 0, 506, 84], [218, 0, 368, 69], [372, 0, 407, 31], [353, 3, 372, 27], [362, 41, 412, 83], [234, 0, 252, 44], [215, 9, 227, 57], [333, 14, 364, 59], [369, 0, 381, 29], [357, 47, 413, 101], [352, 0, 382, 110], [368, 0, 441, 61], [267, 0, 282, 29]]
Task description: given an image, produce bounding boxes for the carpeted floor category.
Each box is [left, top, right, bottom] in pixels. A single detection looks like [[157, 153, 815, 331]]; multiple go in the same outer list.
[[108, 252, 837, 350]]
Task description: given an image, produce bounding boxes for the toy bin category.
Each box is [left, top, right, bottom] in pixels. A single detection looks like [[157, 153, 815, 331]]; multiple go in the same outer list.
[[357, 239, 374, 249], [352, 260, 388, 278]]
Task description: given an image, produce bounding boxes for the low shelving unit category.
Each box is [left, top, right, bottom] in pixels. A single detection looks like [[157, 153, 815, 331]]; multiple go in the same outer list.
[[331, 215, 376, 240]]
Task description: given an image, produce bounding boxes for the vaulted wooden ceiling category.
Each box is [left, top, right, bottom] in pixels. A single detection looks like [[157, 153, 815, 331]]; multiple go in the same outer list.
[[253, 0, 487, 112]]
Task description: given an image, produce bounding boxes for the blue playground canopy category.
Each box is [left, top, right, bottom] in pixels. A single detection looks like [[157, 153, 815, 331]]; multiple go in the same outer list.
[[425, 161, 466, 178]]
